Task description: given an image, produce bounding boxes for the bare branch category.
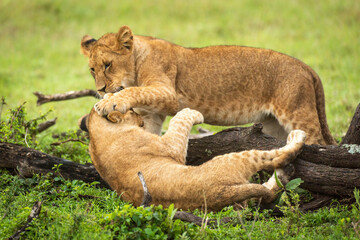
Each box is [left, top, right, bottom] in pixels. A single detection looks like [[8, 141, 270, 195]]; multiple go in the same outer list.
[[8, 201, 42, 240], [36, 118, 57, 133], [50, 138, 87, 146], [173, 212, 232, 227], [33, 89, 98, 106]]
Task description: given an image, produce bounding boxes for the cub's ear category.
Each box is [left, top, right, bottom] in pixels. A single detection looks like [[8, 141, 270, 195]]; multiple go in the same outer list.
[[107, 111, 124, 123], [78, 114, 89, 132], [116, 26, 133, 54], [81, 35, 97, 57]]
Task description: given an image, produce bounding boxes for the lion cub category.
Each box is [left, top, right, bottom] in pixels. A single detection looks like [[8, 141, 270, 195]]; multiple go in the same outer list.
[[84, 107, 306, 211], [81, 25, 335, 145]]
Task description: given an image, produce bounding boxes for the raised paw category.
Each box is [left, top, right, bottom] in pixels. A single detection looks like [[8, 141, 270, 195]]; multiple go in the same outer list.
[[94, 93, 130, 116], [191, 110, 204, 125], [286, 130, 306, 145], [178, 108, 204, 125]]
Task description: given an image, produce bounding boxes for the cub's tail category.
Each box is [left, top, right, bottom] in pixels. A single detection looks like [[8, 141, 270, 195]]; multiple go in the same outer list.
[[78, 114, 89, 132], [311, 69, 337, 145]]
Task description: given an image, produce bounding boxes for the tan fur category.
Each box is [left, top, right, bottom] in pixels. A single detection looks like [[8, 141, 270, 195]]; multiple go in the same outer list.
[[86, 107, 306, 211], [81, 26, 335, 145]]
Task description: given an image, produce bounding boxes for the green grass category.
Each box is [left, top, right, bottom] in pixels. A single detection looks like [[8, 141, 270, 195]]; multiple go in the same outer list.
[[1, 170, 360, 239], [0, 0, 359, 137]]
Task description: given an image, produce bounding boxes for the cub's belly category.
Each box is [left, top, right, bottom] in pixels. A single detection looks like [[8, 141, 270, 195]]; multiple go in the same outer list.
[[178, 95, 268, 126]]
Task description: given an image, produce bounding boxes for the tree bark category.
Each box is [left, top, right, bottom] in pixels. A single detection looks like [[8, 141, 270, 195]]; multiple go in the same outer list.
[[187, 124, 360, 197], [1, 123, 359, 197], [36, 118, 57, 133], [0, 142, 110, 189], [341, 103, 360, 145]]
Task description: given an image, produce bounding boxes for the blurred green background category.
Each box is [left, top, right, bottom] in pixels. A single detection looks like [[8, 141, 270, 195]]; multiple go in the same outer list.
[[0, 0, 359, 139]]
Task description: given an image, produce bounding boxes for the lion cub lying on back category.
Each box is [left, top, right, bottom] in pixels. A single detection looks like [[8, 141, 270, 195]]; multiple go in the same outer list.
[[83, 108, 306, 211]]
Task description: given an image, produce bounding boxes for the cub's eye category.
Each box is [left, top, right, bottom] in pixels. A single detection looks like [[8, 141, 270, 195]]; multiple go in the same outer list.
[[104, 62, 112, 70]]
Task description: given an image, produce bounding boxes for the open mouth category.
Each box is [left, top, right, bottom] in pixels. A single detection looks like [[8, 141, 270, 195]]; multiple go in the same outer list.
[[97, 86, 125, 99]]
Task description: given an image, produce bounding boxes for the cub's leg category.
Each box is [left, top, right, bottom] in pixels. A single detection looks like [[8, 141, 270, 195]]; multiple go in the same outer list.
[[209, 169, 293, 210], [161, 108, 204, 164], [270, 88, 328, 145], [207, 184, 277, 211], [207, 129, 305, 178], [94, 85, 178, 116], [260, 129, 306, 170], [205, 130, 305, 210], [275, 110, 324, 145]]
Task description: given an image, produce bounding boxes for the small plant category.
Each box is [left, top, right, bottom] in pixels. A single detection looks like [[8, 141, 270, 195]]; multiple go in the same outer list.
[[100, 204, 186, 239], [0, 102, 51, 148], [42, 129, 90, 164], [352, 188, 360, 238], [0, 102, 91, 163], [274, 170, 306, 235]]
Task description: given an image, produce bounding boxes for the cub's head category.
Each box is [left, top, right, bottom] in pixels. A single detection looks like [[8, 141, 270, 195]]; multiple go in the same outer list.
[[79, 108, 144, 133], [81, 26, 136, 97]]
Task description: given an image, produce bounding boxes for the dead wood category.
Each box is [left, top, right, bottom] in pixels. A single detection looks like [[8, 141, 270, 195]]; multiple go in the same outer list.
[[8, 201, 42, 240], [173, 211, 232, 227], [341, 103, 360, 145], [36, 118, 57, 133], [1, 119, 360, 198], [33, 89, 98, 106], [187, 126, 360, 197], [0, 142, 110, 189], [50, 138, 87, 146]]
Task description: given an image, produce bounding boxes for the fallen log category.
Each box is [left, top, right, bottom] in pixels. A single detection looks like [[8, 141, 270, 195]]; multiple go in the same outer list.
[[0, 142, 110, 189], [1, 124, 359, 197], [187, 123, 360, 196]]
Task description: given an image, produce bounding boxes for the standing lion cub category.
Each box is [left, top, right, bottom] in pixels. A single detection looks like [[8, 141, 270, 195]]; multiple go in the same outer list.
[[82, 107, 306, 211], [81, 25, 335, 145]]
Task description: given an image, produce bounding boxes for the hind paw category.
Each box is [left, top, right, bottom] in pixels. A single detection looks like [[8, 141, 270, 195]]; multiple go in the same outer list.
[[178, 108, 204, 124], [287, 130, 306, 145], [263, 168, 291, 191]]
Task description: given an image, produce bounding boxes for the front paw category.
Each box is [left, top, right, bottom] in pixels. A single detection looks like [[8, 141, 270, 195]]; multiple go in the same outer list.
[[94, 94, 130, 116]]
